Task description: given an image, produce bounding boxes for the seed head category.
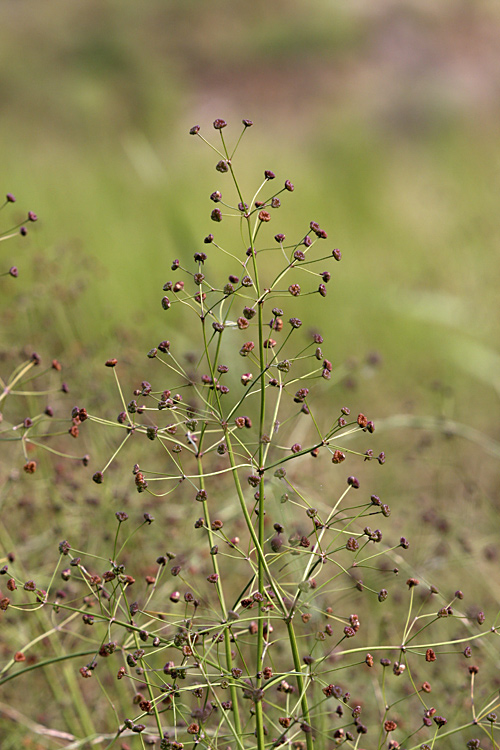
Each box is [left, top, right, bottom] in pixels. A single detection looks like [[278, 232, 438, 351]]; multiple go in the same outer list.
[[240, 341, 255, 356], [294, 388, 309, 403]]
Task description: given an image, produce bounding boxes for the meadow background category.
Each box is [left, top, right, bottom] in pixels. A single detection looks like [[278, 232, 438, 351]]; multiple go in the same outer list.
[[2, 0, 500, 746]]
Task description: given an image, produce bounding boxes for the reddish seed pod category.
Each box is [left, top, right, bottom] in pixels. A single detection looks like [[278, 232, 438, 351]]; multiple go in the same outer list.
[[270, 536, 282, 552]]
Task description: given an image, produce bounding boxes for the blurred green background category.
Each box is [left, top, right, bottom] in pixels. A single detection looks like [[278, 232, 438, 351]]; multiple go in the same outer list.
[[2, 0, 500, 581], [2, 1, 500, 745], [3, 0, 500, 405], [1, 0, 500, 593]]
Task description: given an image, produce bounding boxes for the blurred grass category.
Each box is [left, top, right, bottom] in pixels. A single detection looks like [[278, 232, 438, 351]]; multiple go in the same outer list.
[[1, 0, 499, 564]]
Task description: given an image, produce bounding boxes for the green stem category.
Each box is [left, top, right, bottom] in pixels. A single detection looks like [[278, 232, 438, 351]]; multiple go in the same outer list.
[[286, 619, 314, 750], [196, 453, 243, 739]]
